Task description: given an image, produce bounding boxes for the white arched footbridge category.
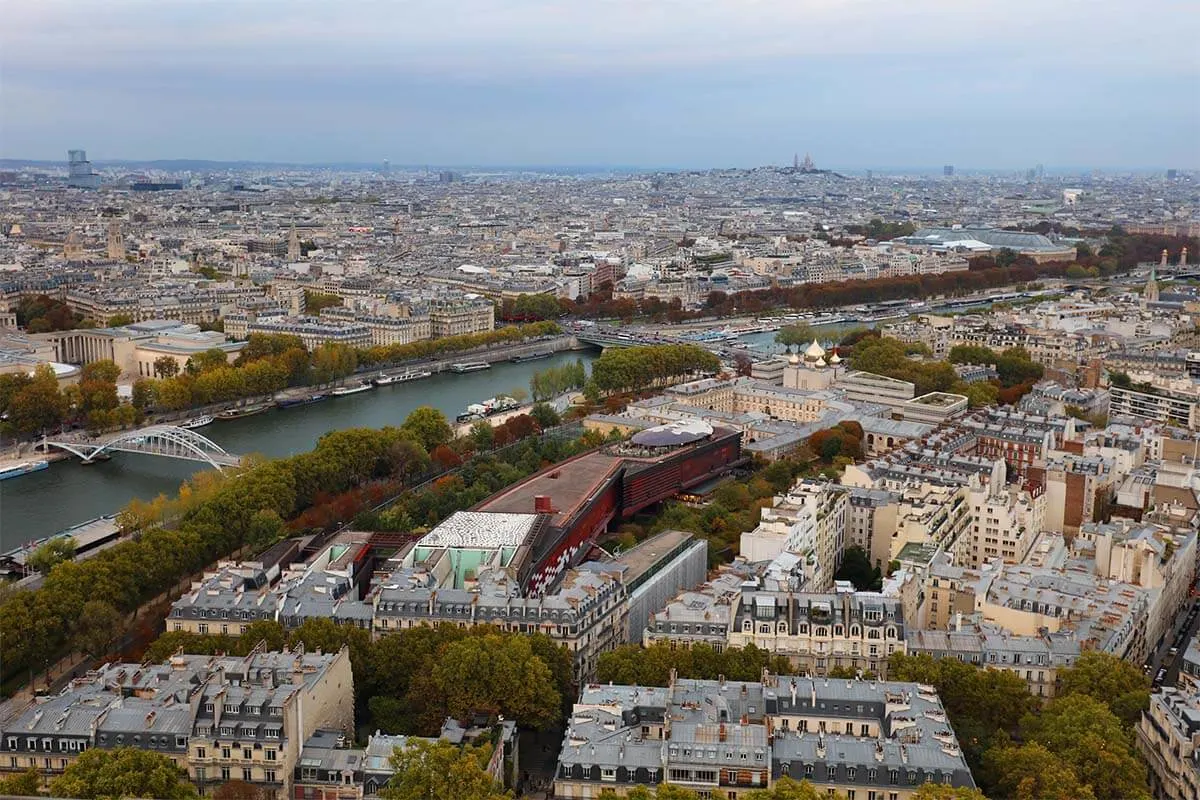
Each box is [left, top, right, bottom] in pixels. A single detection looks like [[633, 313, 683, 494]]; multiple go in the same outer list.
[[44, 425, 242, 470]]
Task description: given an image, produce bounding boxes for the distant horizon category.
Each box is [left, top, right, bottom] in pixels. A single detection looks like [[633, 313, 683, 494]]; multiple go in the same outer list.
[[1, 155, 1195, 176]]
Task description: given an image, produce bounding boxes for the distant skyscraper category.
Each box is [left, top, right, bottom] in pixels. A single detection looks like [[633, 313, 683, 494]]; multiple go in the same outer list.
[[381, 159, 391, 176], [66, 149, 101, 189], [943, 165, 954, 177], [1036, 163, 1045, 178], [1167, 169, 1178, 180]]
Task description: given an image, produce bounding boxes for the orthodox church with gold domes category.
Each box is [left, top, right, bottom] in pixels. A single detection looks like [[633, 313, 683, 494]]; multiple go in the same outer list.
[[783, 339, 841, 391]]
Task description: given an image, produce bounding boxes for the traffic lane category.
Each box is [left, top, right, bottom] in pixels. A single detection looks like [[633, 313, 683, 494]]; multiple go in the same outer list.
[[1163, 600, 1200, 686]]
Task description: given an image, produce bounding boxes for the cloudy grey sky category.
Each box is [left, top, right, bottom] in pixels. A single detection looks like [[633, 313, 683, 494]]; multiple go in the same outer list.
[[3, 0, 1198, 169]]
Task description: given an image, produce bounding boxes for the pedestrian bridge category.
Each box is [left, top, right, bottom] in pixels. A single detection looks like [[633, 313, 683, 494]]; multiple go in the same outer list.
[[44, 426, 242, 471]]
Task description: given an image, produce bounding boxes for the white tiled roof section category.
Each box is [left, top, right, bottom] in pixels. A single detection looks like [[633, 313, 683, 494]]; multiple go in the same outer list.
[[416, 510, 539, 549]]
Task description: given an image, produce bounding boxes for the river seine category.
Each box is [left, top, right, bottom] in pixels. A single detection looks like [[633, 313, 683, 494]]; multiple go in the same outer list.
[[0, 351, 595, 549]]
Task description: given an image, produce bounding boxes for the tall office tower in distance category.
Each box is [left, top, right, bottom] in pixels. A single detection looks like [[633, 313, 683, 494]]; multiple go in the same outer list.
[[381, 159, 390, 176], [67, 149, 101, 189], [943, 164, 954, 176], [1167, 168, 1178, 180]]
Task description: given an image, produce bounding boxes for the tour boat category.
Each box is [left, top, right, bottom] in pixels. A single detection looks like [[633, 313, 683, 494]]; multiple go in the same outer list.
[[216, 403, 272, 420], [179, 415, 214, 430], [510, 352, 552, 364], [373, 370, 432, 386], [330, 382, 374, 397], [450, 362, 491, 373], [276, 394, 328, 409], [0, 459, 50, 482]]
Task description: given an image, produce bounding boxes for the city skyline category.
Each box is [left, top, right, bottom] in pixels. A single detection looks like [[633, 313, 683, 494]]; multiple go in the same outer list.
[[3, 0, 1199, 169]]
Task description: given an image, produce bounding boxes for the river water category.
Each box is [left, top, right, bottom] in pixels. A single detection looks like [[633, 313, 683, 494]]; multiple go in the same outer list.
[[0, 351, 596, 549], [0, 320, 882, 549]]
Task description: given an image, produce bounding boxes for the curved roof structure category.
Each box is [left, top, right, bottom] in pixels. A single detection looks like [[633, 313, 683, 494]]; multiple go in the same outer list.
[[630, 418, 714, 448]]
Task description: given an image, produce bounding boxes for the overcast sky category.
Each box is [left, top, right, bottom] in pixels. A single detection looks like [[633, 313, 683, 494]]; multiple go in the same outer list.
[[3, 0, 1198, 169]]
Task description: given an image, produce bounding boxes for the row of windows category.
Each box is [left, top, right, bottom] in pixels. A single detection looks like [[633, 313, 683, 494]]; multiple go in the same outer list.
[[201, 702, 283, 718], [195, 746, 276, 761], [780, 763, 956, 786], [741, 621, 897, 639], [176, 608, 266, 620], [196, 766, 277, 783], [195, 724, 282, 738], [5, 737, 90, 753]]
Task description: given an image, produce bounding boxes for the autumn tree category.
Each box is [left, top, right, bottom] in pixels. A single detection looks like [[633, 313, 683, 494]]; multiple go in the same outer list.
[[213, 779, 274, 799], [7, 363, 68, 434], [311, 342, 357, 383], [154, 355, 181, 378]]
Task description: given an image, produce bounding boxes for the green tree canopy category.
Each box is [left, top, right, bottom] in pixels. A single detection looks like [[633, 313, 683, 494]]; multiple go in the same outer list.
[[1018, 693, 1150, 800], [529, 402, 561, 429], [775, 323, 817, 348], [887, 652, 1038, 772], [745, 777, 843, 798], [909, 785, 988, 800], [304, 290, 343, 314], [74, 599, 124, 657], [0, 768, 42, 797], [49, 747, 198, 799], [379, 739, 509, 800], [184, 348, 230, 375], [598, 642, 791, 687], [401, 406, 454, 451], [833, 545, 882, 590], [1055, 651, 1150, 728], [27, 535, 76, 574], [430, 634, 561, 729], [982, 741, 1096, 800]]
